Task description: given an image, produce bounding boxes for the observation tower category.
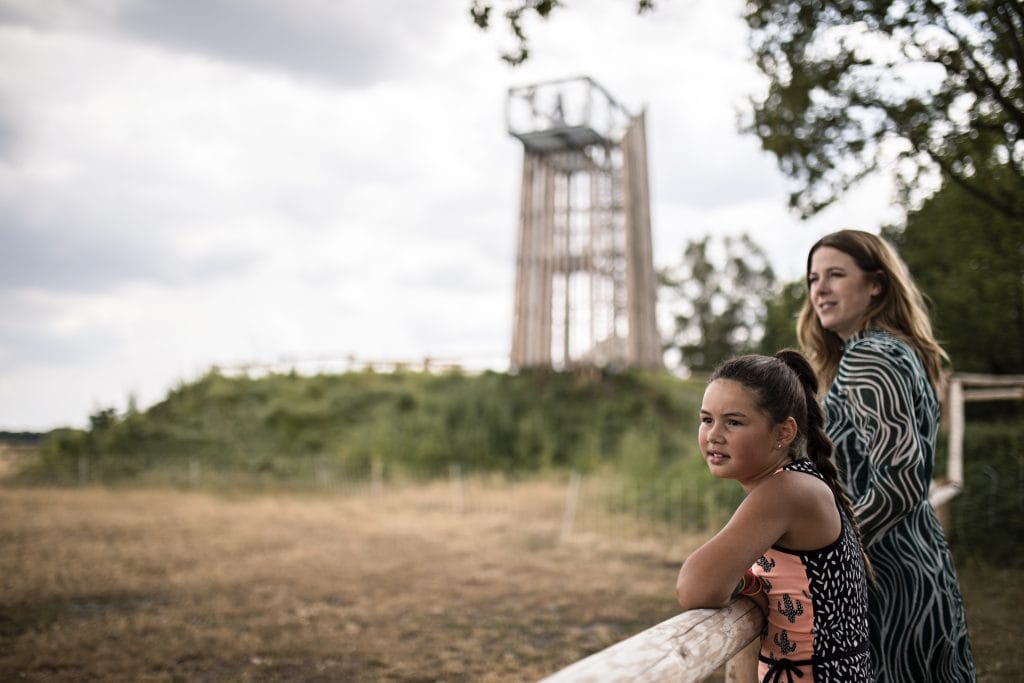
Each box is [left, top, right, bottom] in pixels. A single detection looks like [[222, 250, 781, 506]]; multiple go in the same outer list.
[[506, 76, 661, 370]]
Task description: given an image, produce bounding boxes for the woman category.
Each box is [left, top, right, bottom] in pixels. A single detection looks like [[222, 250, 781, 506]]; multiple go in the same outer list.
[[677, 351, 871, 682], [799, 229, 975, 682]]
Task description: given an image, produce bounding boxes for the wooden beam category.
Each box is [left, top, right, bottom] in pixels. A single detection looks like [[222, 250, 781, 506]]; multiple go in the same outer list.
[[540, 599, 764, 683]]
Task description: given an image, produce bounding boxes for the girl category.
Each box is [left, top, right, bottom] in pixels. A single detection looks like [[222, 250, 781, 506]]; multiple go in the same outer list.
[[676, 351, 871, 682]]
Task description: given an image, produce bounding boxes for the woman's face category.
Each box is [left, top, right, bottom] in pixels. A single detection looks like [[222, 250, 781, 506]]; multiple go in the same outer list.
[[807, 246, 881, 340]]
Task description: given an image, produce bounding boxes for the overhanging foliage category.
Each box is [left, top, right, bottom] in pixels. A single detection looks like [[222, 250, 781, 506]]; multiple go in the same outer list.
[[744, 0, 1024, 219]]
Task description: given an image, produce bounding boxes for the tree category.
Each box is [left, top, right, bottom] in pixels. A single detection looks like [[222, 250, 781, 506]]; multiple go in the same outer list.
[[883, 180, 1024, 375], [469, 0, 654, 66], [744, 1, 1024, 220], [660, 234, 777, 372], [759, 279, 804, 355]]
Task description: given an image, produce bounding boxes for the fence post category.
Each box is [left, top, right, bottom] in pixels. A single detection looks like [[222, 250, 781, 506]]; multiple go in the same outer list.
[[188, 458, 201, 488], [724, 636, 759, 682], [371, 457, 383, 497], [77, 455, 89, 486], [939, 377, 965, 532], [561, 471, 582, 541], [449, 463, 464, 514], [314, 456, 330, 489]]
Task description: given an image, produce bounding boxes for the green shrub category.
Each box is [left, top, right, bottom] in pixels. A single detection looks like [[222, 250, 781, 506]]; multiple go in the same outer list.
[[946, 421, 1024, 567], [13, 369, 709, 488]]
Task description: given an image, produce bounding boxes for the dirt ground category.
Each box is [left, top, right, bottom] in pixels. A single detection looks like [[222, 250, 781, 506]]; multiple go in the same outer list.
[[0, 479, 1019, 682], [0, 480, 699, 682]]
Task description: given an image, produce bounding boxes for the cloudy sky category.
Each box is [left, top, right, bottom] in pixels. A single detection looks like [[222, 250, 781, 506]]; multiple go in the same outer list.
[[0, 0, 905, 431]]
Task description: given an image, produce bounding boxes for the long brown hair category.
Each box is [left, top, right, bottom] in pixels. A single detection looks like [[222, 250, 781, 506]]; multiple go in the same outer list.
[[796, 229, 949, 391]]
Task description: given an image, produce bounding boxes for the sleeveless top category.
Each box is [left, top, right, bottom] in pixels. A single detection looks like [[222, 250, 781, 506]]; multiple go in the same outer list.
[[750, 458, 871, 683]]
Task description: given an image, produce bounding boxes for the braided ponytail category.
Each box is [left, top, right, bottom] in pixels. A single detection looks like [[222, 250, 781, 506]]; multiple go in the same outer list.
[[774, 349, 875, 583]]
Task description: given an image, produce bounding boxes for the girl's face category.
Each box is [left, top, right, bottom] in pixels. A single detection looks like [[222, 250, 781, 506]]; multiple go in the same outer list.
[[807, 246, 882, 340], [699, 379, 787, 489]]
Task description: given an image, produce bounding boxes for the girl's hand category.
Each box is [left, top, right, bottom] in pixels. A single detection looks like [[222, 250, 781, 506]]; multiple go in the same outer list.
[[732, 569, 768, 616], [732, 569, 762, 598]]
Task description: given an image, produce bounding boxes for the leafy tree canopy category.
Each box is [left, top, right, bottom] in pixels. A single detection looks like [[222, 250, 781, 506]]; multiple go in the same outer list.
[[744, 0, 1024, 220], [660, 234, 777, 372], [759, 279, 804, 355], [883, 177, 1024, 375]]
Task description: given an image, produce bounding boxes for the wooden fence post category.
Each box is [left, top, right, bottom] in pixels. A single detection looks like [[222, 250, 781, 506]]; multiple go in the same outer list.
[[724, 636, 759, 682], [188, 458, 201, 488], [560, 471, 582, 541], [371, 457, 383, 497], [449, 463, 464, 514]]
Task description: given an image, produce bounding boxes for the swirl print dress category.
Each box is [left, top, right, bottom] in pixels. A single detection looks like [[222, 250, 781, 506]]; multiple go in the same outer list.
[[751, 458, 871, 683], [824, 329, 975, 682]]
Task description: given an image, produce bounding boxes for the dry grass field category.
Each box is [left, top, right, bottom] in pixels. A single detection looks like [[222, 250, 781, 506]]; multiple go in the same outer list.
[[0, 476, 1019, 682], [0, 478, 698, 682]]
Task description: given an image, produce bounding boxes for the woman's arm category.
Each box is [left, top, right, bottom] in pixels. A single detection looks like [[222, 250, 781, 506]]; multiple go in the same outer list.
[[676, 478, 792, 610], [841, 344, 931, 546]]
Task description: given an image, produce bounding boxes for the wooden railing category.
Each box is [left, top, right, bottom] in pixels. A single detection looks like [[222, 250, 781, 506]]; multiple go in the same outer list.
[[540, 598, 764, 683], [933, 372, 1024, 530]]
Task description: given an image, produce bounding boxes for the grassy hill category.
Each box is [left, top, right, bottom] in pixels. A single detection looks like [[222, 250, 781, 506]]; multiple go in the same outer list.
[[11, 366, 1021, 565], [21, 368, 709, 484]]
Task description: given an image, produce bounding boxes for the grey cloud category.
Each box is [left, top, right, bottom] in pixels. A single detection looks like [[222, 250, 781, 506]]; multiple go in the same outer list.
[[0, 104, 17, 160], [0, 0, 438, 87], [0, 318, 119, 371], [0, 210, 259, 292], [0, 1, 99, 28], [115, 0, 434, 87]]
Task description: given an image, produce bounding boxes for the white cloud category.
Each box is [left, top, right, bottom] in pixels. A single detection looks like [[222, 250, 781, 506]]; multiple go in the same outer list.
[[0, 0, 900, 430]]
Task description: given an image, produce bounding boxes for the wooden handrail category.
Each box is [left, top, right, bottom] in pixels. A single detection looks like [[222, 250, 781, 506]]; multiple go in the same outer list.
[[935, 372, 1024, 531], [540, 598, 764, 682]]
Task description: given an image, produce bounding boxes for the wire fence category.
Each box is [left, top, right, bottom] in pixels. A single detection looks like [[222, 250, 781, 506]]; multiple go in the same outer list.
[[9, 420, 1023, 566], [30, 454, 733, 553]]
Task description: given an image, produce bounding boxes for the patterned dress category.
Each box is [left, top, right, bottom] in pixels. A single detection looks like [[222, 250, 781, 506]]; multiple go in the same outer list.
[[751, 458, 871, 683], [824, 329, 976, 682]]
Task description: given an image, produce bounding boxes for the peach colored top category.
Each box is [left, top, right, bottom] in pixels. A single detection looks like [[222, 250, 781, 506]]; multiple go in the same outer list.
[[750, 459, 871, 683]]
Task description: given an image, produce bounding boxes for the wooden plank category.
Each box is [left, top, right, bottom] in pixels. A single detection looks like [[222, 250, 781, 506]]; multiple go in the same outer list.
[[954, 373, 1024, 386], [540, 599, 764, 683], [964, 387, 1024, 402]]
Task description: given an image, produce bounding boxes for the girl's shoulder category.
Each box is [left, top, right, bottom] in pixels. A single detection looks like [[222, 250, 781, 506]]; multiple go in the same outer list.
[[759, 460, 842, 551], [754, 459, 831, 503]]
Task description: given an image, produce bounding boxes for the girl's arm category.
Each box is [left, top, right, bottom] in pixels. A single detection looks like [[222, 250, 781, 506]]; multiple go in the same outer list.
[[676, 477, 794, 610]]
